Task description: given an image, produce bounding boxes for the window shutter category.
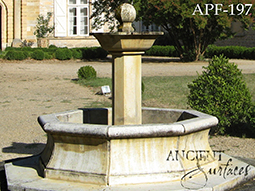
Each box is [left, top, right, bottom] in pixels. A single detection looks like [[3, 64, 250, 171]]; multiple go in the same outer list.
[[54, 0, 67, 37]]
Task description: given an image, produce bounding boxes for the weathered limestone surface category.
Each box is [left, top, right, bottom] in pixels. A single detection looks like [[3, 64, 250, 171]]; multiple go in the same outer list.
[[35, 108, 219, 186]]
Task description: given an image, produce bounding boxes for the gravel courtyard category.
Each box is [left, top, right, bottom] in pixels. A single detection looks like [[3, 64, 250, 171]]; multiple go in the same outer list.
[[1, 57, 255, 162]]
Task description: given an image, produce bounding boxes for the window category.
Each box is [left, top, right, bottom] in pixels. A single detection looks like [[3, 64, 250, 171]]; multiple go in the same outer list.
[[54, 0, 89, 37], [68, 0, 89, 36]]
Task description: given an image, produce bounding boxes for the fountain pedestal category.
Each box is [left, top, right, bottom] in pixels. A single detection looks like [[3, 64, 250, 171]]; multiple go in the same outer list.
[[112, 52, 142, 125], [93, 32, 162, 125]]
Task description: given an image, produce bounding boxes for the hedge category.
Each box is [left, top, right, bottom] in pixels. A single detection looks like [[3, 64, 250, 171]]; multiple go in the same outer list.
[[204, 45, 255, 59], [4, 45, 255, 60], [4, 50, 28, 60], [145, 45, 179, 57], [145, 45, 255, 60], [3, 46, 108, 60]]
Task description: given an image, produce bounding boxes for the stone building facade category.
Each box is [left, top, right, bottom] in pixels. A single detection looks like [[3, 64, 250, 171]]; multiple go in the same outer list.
[[0, 0, 104, 50]]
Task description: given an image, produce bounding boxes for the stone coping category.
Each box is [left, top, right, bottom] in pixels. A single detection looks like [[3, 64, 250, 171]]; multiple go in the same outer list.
[[38, 107, 218, 139], [93, 32, 164, 53]]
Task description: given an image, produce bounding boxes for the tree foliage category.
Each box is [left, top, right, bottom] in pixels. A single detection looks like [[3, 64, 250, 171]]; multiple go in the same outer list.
[[91, 0, 255, 61], [34, 12, 55, 38]]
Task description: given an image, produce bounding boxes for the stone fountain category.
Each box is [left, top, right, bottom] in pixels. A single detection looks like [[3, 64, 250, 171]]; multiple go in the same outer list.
[[5, 3, 255, 191]]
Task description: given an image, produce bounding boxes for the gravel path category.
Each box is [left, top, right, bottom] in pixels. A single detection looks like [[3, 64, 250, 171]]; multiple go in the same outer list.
[[0, 57, 255, 162]]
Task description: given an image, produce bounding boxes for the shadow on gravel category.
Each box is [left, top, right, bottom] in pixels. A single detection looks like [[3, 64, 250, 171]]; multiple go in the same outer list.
[[2, 142, 45, 155], [0, 155, 43, 191]]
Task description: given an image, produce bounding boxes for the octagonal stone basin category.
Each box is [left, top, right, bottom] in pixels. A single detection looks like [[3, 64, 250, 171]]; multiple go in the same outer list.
[[38, 107, 218, 186]]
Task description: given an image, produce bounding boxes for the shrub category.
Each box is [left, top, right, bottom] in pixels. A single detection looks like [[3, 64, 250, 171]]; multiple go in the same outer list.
[[49, 44, 57, 49], [94, 47, 108, 59], [145, 46, 178, 57], [78, 65, 97, 79], [31, 50, 45, 60], [187, 55, 252, 135], [55, 48, 72, 60], [34, 12, 54, 38], [71, 48, 83, 59], [80, 47, 108, 60], [4, 50, 27, 60], [21, 46, 33, 52], [44, 52, 52, 59]]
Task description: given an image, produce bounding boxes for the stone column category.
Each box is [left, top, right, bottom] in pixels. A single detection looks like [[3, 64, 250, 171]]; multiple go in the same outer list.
[[112, 52, 142, 125], [12, 0, 22, 47]]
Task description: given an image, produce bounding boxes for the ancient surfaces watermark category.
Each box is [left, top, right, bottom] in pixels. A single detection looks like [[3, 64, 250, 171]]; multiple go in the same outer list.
[[166, 150, 252, 189], [166, 149, 224, 161], [192, 4, 253, 15]]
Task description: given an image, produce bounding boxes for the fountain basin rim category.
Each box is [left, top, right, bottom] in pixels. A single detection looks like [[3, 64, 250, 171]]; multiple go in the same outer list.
[[92, 32, 164, 53], [38, 108, 218, 139]]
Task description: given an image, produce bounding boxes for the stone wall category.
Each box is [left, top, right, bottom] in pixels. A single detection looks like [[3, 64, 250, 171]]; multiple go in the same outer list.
[[21, 0, 54, 45], [21, 0, 40, 43], [49, 37, 100, 48], [2, 0, 101, 49], [1, 0, 13, 49]]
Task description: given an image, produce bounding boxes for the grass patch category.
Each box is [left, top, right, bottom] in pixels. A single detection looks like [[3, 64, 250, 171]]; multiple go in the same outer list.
[[74, 74, 255, 109], [244, 73, 255, 102], [142, 76, 196, 109], [75, 77, 112, 89]]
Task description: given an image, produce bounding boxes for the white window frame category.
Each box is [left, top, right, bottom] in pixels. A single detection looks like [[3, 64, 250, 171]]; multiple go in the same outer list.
[[68, 0, 89, 36]]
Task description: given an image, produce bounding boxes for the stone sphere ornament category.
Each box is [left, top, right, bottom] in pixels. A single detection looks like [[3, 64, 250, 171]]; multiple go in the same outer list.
[[115, 3, 136, 33]]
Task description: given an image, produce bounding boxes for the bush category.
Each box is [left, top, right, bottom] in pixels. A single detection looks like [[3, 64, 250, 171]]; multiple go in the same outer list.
[[145, 46, 179, 57], [49, 44, 57, 49], [71, 48, 83, 59], [4, 50, 28, 60], [31, 50, 45, 60], [55, 48, 72, 60], [78, 65, 97, 79], [80, 47, 108, 60], [187, 55, 252, 135], [44, 52, 53, 59], [205, 45, 255, 60]]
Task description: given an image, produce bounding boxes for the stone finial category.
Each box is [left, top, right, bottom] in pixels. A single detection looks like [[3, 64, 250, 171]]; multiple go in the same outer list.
[[115, 3, 136, 33]]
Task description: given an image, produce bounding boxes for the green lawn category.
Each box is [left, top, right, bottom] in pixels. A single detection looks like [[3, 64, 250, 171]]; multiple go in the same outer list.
[[76, 73, 255, 108]]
